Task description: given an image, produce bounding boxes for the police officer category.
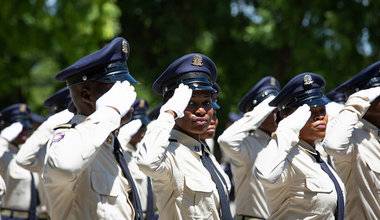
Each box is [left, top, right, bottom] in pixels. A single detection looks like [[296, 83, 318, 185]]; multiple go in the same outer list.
[[136, 53, 232, 219], [218, 76, 280, 219], [118, 98, 156, 220], [41, 37, 143, 220], [254, 73, 346, 219], [323, 61, 380, 219], [0, 103, 39, 220]]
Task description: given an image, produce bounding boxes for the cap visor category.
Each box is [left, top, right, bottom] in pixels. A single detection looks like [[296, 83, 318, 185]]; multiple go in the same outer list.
[[303, 96, 329, 108], [98, 73, 139, 84]]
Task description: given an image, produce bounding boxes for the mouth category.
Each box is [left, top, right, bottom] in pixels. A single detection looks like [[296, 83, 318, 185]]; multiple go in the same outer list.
[[314, 122, 326, 130], [193, 118, 208, 126]]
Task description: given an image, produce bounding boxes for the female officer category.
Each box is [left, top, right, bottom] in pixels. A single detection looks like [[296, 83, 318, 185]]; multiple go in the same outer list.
[[254, 73, 346, 220], [136, 53, 232, 220]]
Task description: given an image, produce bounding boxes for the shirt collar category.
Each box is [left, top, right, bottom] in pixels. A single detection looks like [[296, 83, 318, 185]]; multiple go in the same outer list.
[[298, 139, 318, 156], [170, 129, 204, 155]]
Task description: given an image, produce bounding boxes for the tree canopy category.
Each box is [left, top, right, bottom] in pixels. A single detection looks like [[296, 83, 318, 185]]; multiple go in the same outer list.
[[1, 0, 379, 119]]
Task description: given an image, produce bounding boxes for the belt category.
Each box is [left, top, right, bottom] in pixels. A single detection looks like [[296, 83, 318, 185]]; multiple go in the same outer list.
[[234, 215, 265, 220], [1, 208, 29, 219]]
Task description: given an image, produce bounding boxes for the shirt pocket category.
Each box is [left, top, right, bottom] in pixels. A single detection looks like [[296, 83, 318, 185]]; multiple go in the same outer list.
[[91, 171, 119, 201], [182, 176, 215, 219], [305, 177, 335, 214]]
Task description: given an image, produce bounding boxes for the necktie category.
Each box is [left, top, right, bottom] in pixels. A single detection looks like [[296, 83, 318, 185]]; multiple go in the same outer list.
[[313, 151, 344, 220], [200, 145, 233, 220], [29, 173, 38, 220], [145, 177, 155, 220], [113, 137, 144, 220]]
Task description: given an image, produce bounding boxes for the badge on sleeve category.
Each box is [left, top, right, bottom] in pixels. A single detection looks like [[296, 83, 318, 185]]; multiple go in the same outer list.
[[52, 133, 65, 143]]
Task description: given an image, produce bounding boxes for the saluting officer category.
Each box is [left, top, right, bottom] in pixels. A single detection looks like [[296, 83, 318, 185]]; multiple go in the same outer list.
[[254, 73, 346, 219], [323, 61, 380, 219], [218, 76, 281, 220], [41, 37, 143, 220], [136, 53, 232, 219], [0, 104, 40, 220]]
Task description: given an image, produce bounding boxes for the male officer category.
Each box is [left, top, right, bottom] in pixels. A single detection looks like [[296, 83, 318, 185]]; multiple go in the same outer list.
[[118, 98, 156, 220], [323, 61, 380, 219], [218, 76, 281, 219], [41, 37, 143, 220], [0, 104, 39, 220]]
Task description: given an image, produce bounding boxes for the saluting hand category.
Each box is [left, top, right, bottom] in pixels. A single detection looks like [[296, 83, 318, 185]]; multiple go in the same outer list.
[[96, 81, 137, 117], [350, 86, 380, 103], [0, 122, 23, 142], [160, 83, 193, 119], [278, 104, 311, 133]]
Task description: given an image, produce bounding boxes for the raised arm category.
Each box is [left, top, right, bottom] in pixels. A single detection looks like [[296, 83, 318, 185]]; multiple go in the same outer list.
[[255, 104, 311, 184], [218, 96, 275, 163], [323, 87, 380, 157], [136, 84, 192, 179]]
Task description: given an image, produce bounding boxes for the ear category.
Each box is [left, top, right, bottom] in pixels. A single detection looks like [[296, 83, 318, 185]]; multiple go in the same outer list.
[[80, 87, 96, 109]]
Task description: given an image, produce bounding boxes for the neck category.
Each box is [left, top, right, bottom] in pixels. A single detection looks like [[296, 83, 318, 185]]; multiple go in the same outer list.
[[363, 114, 380, 128]]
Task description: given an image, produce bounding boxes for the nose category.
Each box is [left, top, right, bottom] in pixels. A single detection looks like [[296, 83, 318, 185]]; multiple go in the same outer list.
[[195, 106, 206, 116]]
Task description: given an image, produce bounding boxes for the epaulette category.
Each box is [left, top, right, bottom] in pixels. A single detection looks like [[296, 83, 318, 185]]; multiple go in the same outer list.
[[54, 123, 76, 130], [168, 139, 177, 142]]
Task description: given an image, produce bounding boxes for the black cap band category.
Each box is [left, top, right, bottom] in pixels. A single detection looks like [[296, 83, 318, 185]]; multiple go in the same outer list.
[[162, 72, 216, 95], [66, 61, 138, 86]]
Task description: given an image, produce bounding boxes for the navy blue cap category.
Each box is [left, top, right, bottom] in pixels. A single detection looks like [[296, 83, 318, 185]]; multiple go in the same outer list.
[[30, 113, 45, 124], [335, 61, 380, 98], [238, 76, 281, 113], [132, 98, 150, 125], [212, 82, 220, 109], [152, 53, 218, 95], [147, 103, 162, 121], [326, 87, 346, 104], [269, 73, 328, 110], [0, 103, 31, 128], [55, 37, 138, 86], [43, 87, 71, 113]]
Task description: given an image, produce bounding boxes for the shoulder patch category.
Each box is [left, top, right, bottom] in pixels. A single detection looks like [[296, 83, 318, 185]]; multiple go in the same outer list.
[[54, 123, 76, 130]]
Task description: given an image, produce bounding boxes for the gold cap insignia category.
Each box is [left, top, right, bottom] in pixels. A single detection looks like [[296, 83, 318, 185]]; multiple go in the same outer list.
[[270, 77, 276, 86], [122, 40, 128, 54], [192, 55, 203, 67], [19, 104, 26, 112], [303, 74, 313, 85], [139, 99, 145, 108]]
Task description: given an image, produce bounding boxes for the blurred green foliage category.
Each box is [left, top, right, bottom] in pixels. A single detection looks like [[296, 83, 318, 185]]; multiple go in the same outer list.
[[0, 0, 379, 123]]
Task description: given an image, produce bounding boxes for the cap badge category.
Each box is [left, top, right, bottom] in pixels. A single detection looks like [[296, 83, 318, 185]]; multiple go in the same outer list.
[[122, 40, 128, 54], [19, 104, 26, 112], [192, 55, 203, 67], [303, 74, 313, 85], [139, 99, 145, 107], [270, 77, 276, 86]]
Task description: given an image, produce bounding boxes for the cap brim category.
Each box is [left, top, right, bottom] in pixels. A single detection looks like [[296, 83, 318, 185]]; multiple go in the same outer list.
[[212, 102, 220, 109], [97, 72, 139, 84], [18, 119, 32, 128], [301, 96, 329, 108], [187, 84, 216, 92]]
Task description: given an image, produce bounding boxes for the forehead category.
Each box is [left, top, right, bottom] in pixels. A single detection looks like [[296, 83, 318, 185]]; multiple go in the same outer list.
[[310, 105, 326, 112]]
